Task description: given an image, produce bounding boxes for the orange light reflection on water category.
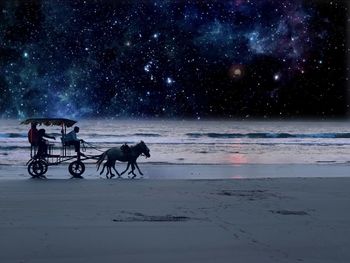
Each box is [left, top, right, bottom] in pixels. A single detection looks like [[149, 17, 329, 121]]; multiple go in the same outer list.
[[230, 175, 244, 179], [228, 153, 248, 165]]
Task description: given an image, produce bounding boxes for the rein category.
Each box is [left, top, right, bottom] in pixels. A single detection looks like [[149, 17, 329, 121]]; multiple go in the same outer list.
[[84, 141, 106, 153]]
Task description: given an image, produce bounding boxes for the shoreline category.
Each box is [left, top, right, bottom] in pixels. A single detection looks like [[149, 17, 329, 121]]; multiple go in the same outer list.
[[1, 163, 350, 180]]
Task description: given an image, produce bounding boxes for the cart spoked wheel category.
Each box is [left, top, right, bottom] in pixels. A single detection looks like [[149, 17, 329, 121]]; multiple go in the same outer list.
[[40, 160, 48, 175], [28, 160, 48, 178], [69, 161, 85, 178]]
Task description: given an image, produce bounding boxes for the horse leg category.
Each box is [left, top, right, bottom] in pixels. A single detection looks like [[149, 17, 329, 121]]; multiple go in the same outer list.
[[106, 163, 110, 178], [104, 160, 114, 179], [110, 160, 117, 177], [121, 162, 130, 175], [134, 161, 143, 176], [128, 163, 137, 179], [128, 163, 135, 174], [127, 162, 134, 174], [112, 162, 120, 178], [109, 164, 116, 179], [100, 163, 107, 177]]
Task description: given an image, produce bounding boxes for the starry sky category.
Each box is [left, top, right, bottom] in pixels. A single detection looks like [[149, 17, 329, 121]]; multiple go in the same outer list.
[[0, 0, 349, 119]]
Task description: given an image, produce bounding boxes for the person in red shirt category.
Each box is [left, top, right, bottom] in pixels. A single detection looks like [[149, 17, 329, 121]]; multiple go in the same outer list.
[[28, 123, 39, 146]]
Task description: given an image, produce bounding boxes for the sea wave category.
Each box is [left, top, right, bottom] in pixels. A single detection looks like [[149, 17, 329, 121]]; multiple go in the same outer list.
[[87, 134, 128, 138], [83, 133, 162, 138], [1, 142, 350, 152], [186, 132, 350, 139], [0, 146, 31, 151], [4, 131, 350, 140], [0, 133, 27, 138], [132, 133, 162, 137], [0, 132, 162, 139]]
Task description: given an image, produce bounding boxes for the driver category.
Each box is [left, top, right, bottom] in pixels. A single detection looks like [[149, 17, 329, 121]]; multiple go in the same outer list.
[[62, 126, 85, 156]]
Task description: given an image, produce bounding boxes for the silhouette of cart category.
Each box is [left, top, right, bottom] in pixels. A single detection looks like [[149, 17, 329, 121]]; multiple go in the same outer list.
[[22, 118, 98, 179]]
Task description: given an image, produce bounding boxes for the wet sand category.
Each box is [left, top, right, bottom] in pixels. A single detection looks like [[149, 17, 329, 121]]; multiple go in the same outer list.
[[0, 167, 349, 263]]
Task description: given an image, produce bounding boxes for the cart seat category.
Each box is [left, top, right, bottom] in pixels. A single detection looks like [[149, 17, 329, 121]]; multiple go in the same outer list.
[[61, 137, 75, 156]]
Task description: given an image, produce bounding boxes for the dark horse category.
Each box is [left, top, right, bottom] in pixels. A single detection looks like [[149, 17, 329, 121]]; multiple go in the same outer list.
[[96, 141, 150, 179]]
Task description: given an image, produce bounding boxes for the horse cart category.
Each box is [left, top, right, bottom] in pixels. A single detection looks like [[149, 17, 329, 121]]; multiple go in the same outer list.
[[22, 118, 95, 179]]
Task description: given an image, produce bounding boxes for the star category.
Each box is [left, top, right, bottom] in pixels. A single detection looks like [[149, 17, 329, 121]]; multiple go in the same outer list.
[[166, 77, 174, 85], [144, 64, 151, 72], [274, 74, 281, 81]]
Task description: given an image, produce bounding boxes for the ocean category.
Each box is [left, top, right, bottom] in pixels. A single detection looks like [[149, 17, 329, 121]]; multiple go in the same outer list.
[[1, 119, 350, 166]]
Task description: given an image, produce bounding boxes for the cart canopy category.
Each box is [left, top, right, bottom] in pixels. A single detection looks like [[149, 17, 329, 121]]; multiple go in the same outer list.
[[21, 118, 77, 127]]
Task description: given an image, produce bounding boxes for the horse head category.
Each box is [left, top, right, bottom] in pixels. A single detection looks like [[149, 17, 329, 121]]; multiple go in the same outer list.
[[139, 140, 150, 158]]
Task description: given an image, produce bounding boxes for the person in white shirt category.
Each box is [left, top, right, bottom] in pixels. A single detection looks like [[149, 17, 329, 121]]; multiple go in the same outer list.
[[63, 126, 84, 156]]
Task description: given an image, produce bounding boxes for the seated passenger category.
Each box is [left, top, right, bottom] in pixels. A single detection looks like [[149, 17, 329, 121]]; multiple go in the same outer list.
[[37, 129, 56, 157], [62, 126, 84, 156]]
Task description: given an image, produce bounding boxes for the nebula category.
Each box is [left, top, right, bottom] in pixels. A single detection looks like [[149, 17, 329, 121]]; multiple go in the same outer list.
[[0, 0, 348, 119]]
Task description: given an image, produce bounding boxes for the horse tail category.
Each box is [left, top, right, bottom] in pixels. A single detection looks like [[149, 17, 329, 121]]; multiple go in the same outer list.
[[96, 150, 108, 171]]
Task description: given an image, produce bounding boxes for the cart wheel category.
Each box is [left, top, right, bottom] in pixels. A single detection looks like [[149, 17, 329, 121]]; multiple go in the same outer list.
[[28, 160, 48, 178], [42, 160, 48, 175], [69, 161, 85, 178]]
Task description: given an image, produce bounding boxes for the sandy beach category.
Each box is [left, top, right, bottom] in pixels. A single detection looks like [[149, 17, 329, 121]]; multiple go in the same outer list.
[[0, 165, 350, 263], [1, 0, 349, 260]]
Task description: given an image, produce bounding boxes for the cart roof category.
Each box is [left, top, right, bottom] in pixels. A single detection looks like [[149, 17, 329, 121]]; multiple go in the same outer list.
[[21, 118, 77, 127]]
